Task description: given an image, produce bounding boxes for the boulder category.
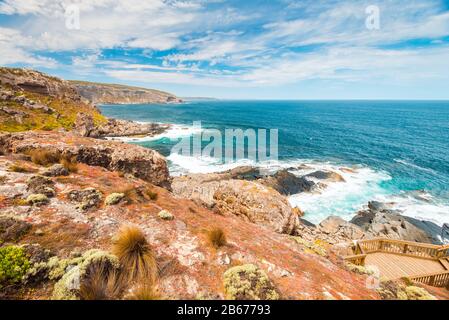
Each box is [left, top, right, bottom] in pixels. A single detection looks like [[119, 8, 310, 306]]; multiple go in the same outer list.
[[42, 164, 69, 177], [259, 169, 315, 195], [318, 216, 365, 240], [172, 174, 300, 234], [0, 216, 32, 242], [305, 170, 345, 182], [68, 188, 102, 211], [351, 202, 434, 243], [26, 175, 56, 197]]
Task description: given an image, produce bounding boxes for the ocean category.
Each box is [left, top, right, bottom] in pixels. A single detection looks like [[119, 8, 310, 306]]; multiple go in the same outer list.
[[100, 100, 449, 225]]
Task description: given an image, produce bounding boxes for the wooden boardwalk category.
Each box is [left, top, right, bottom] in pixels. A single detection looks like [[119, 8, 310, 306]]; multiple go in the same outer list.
[[344, 238, 449, 287], [365, 252, 446, 280]]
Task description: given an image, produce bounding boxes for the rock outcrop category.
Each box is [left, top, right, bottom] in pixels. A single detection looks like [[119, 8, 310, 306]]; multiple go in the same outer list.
[[0, 131, 170, 188], [350, 201, 436, 244], [172, 173, 300, 234], [70, 81, 182, 105]]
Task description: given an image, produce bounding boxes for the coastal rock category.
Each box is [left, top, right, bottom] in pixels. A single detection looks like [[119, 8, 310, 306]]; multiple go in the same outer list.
[[259, 169, 316, 195], [73, 113, 95, 137], [90, 118, 170, 138], [71, 81, 182, 105], [172, 174, 300, 234], [350, 201, 435, 243], [318, 216, 366, 240], [0, 131, 170, 188], [214, 180, 300, 234], [305, 170, 346, 182]]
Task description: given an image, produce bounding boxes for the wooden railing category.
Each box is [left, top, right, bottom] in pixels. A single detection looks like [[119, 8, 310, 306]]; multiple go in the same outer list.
[[344, 254, 367, 265], [409, 271, 449, 287], [356, 238, 448, 260], [347, 238, 449, 287]]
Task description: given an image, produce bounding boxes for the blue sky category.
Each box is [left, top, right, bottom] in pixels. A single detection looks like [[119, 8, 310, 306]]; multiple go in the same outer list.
[[1, 0, 449, 99]]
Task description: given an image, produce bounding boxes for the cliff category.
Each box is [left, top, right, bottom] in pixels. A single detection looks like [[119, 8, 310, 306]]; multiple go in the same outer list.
[[70, 80, 182, 105], [0, 67, 106, 132]]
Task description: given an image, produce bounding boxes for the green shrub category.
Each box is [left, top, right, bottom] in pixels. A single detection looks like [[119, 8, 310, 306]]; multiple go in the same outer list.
[[0, 246, 31, 286]]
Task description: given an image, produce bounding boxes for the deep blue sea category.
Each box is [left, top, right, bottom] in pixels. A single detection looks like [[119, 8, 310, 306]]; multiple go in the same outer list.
[[100, 100, 449, 225]]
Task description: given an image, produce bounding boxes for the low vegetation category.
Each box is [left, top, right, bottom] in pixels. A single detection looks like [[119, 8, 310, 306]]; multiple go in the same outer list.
[[0, 246, 31, 287], [112, 226, 158, 284], [207, 227, 227, 249]]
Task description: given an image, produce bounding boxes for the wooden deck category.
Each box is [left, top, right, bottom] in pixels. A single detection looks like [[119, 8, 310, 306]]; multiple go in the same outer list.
[[344, 238, 449, 287], [365, 252, 446, 280]]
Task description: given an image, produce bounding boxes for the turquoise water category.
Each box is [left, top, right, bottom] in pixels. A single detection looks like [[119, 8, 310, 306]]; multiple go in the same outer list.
[[100, 100, 449, 224]]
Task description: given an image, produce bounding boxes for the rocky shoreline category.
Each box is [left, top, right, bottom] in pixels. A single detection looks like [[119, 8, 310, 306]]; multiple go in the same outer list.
[[1, 67, 447, 300]]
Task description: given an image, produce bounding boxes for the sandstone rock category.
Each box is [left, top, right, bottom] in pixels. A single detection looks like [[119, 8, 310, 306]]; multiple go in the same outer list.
[[1, 131, 170, 188], [318, 216, 365, 240], [172, 173, 299, 234], [213, 180, 300, 234], [0, 216, 32, 242], [42, 164, 69, 177], [73, 113, 95, 137], [68, 188, 102, 211]]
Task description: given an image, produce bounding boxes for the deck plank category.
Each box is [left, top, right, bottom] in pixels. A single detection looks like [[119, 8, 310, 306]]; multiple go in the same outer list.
[[365, 252, 445, 280]]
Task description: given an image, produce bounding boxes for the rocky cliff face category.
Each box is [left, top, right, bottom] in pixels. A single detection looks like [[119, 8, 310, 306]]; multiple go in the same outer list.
[[0, 67, 106, 132], [71, 81, 182, 105]]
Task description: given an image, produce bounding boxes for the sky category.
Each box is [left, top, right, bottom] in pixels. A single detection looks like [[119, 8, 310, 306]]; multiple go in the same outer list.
[[0, 0, 449, 99]]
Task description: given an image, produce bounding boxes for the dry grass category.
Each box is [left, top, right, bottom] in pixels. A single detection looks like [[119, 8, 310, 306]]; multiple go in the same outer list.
[[80, 264, 123, 300], [8, 164, 36, 173], [112, 226, 158, 284], [60, 155, 78, 173], [207, 227, 227, 249], [143, 188, 158, 201], [127, 283, 160, 300], [28, 149, 62, 166]]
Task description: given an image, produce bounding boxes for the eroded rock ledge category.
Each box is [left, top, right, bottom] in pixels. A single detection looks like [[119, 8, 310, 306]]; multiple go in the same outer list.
[[0, 131, 170, 188]]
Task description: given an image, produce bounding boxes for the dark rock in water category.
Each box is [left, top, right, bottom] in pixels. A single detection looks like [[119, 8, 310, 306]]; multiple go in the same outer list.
[[0, 216, 32, 242], [351, 201, 442, 244], [259, 170, 315, 195], [299, 218, 316, 228], [305, 170, 346, 182]]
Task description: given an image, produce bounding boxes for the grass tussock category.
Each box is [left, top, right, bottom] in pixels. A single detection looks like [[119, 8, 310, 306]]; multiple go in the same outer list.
[[143, 188, 158, 201], [8, 164, 36, 173], [60, 156, 78, 173], [112, 226, 158, 283], [28, 149, 62, 166], [80, 264, 123, 300], [207, 227, 227, 249], [127, 283, 160, 300]]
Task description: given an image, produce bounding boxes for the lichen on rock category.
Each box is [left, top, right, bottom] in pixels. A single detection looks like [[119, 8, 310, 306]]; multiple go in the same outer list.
[[105, 193, 125, 206], [68, 187, 102, 211], [26, 193, 49, 206], [158, 209, 174, 220], [52, 249, 120, 300], [223, 264, 279, 300]]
